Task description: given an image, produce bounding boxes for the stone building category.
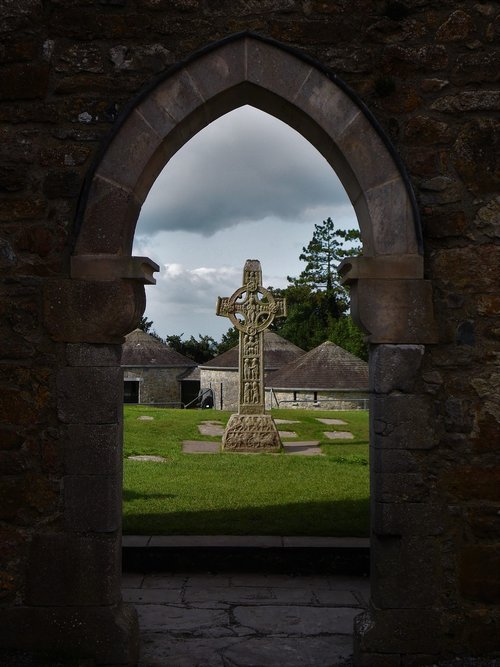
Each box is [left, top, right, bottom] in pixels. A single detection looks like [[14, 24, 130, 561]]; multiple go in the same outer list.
[[199, 331, 304, 410], [266, 340, 369, 409], [122, 329, 197, 406], [1, 4, 499, 666]]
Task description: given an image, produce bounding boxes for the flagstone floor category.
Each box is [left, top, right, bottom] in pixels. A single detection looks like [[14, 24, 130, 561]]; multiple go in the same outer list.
[[123, 569, 368, 666]]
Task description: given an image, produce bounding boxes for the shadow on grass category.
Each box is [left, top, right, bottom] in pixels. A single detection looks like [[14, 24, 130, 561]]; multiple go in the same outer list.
[[122, 497, 369, 537], [123, 490, 176, 501]]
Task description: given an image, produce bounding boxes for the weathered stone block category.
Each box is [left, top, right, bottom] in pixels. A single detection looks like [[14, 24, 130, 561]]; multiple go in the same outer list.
[[65, 423, 121, 475], [349, 279, 439, 344], [436, 10, 475, 42], [460, 545, 500, 603], [64, 474, 120, 532], [371, 535, 439, 608], [0, 603, 138, 665], [354, 607, 444, 654], [76, 175, 140, 254], [43, 170, 81, 199], [372, 448, 418, 474], [466, 506, 500, 540], [56, 367, 122, 423], [66, 343, 122, 367], [441, 465, 500, 502], [26, 533, 121, 606], [373, 502, 444, 537], [452, 120, 500, 194], [95, 109, 161, 193], [371, 395, 438, 449], [44, 278, 146, 343], [370, 344, 424, 393], [0, 63, 49, 100], [353, 647, 401, 667], [373, 472, 427, 503]]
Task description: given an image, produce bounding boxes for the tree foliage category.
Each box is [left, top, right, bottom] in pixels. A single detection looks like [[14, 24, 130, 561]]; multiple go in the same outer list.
[[138, 315, 154, 333], [288, 216, 361, 312], [274, 217, 367, 359], [216, 326, 240, 354], [165, 333, 218, 364]]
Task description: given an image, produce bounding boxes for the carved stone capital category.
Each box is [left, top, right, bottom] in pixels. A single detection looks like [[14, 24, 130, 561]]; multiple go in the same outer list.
[[71, 255, 159, 285], [338, 255, 438, 344], [44, 278, 146, 343]]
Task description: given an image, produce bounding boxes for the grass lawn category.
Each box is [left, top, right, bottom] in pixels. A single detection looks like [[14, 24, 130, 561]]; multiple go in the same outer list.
[[122, 406, 369, 537]]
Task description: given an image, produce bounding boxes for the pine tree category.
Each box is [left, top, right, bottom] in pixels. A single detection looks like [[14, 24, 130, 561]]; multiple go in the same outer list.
[[275, 217, 366, 356]]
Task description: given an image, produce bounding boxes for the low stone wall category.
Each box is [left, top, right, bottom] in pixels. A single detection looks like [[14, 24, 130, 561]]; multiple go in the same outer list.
[[266, 390, 369, 410]]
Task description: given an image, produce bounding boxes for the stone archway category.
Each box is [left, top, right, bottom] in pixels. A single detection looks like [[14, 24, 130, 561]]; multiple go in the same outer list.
[[51, 33, 438, 665]]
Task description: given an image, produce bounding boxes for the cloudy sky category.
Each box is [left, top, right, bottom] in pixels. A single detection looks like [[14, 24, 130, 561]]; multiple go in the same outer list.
[[133, 105, 357, 341]]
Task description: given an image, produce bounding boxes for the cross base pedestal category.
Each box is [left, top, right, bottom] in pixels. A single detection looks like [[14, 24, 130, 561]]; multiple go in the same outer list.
[[222, 414, 283, 452]]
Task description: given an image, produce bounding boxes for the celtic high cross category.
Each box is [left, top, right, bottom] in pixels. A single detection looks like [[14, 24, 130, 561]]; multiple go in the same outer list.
[[217, 259, 286, 414], [216, 260, 286, 451]]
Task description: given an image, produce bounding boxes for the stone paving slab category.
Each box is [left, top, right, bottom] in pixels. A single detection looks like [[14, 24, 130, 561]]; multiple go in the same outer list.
[[278, 430, 298, 438], [274, 419, 300, 424], [317, 418, 348, 425], [138, 635, 242, 667], [324, 431, 354, 440], [182, 440, 220, 453], [126, 570, 367, 666], [221, 635, 354, 667], [198, 423, 225, 436], [234, 604, 358, 635], [148, 535, 282, 548], [283, 441, 323, 456], [123, 535, 370, 549], [127, 455, 168, 462]]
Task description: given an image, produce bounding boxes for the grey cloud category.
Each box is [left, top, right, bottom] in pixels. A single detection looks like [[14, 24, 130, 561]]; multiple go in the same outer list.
[[138, 106, 347, 237]]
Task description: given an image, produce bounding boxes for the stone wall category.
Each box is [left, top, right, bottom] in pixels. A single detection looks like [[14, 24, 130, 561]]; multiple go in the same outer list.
[[200, 369, 239, 411], [267, 389, 369, 410], [123, 367, 184, 406], [0, 1, 498, 665]]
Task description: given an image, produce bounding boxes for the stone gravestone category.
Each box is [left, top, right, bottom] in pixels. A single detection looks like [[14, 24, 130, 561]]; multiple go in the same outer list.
[[216, 260, 286, 451]]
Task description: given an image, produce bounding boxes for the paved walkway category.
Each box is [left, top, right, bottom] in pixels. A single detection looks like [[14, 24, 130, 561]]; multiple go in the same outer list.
[[123, 570, 368, 666]]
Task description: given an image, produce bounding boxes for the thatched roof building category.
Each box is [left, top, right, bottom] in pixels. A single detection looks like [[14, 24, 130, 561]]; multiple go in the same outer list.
[[266, 341, 368, 410], [267, 340, 368, 390], [122, 329, 197, 368], [122, 329, 197, 405]]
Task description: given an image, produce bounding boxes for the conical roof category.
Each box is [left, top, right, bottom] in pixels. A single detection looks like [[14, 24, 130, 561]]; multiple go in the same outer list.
[[200, 331, 304, 370], [266, 340, 368, 390], [122, 329, 197, 367]]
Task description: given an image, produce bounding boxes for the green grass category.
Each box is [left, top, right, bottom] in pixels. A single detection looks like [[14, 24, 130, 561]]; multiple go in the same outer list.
[[122, 406, 369, 536]]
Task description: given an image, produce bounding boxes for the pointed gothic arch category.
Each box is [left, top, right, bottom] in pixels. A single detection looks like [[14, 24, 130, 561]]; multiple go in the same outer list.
[[68, 33, 436, 345], [41, 33, 439, 665]]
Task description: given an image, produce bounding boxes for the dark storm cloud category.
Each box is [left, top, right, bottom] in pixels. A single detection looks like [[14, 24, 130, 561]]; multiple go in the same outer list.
[[139, 106, 347, 237]]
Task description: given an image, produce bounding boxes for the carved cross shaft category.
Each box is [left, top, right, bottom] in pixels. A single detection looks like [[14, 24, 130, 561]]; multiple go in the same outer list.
[[216, 260, 286, 414]]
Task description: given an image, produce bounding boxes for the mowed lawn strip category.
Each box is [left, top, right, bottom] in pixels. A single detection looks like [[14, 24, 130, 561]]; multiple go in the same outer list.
[[122, 406, 369, 536]]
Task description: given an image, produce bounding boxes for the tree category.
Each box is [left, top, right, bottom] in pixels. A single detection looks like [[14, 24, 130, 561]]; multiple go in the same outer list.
[[288, 217, 361, 315], [217, 326, 240, 354], [138, 315, 154, 333], [165, 333, 217, 364], [274, 217, 367, 357], [328, 315, 368, 360]]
